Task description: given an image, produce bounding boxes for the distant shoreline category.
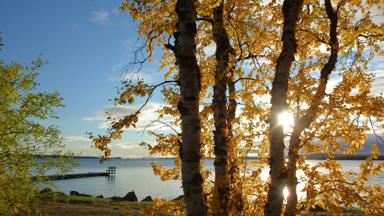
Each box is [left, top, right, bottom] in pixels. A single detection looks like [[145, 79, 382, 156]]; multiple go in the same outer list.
[[38, 155, 384, 160], [306, 153, 384, 160]]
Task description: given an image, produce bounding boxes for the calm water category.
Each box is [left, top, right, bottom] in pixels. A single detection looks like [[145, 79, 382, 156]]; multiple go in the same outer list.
[[45, 158, 384, 200]]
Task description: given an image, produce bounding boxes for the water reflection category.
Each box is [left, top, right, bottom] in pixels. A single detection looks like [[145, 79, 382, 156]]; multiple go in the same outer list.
[[106, 175, 115, 183]]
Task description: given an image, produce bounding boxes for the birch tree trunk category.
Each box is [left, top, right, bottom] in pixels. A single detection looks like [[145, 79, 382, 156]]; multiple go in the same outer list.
[[265, 0, 303, 215], [212, 1, 231, 215], [285, 0, 339, 214], [174, 0, 206, 215], [227, 68, 243, 213]]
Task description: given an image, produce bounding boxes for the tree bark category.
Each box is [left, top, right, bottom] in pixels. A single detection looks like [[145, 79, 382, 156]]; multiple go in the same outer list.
[[265, 0, 303, 215], [212, 1, 231, 215], [285, 0, 339, 215], [227, 68, 243, 213], [174, 0, 206, 215]]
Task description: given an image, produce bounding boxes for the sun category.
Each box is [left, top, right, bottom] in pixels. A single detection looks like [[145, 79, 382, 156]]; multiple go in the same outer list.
[[278, 111, 294, 132]]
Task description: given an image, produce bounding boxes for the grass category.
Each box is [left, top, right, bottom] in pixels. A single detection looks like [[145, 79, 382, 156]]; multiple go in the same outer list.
[[38, 192, 151, 208], [23, 192, 365, 216], [303, 205, 364, 216], [21, 192, 160, 216]]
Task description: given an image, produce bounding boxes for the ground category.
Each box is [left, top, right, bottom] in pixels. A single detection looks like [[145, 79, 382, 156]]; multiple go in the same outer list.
[[20, 193, 168, 216], [20, 192, 364, 216], [32, 201, 140, 216]]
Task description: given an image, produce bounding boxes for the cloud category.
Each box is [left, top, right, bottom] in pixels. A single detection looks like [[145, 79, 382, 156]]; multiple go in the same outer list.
[[325, 76, 342, 94], [82, 103, 177, 132], [316, 44, 328, 54], [371, 69, 384, 95], [371, 70, 384, 79], [96, 121, 110, 129], [63, 135, 89, 142], [371, 5, 384, 25], [82, 105, 146, 122], [110, 62, 127, 73], [324, 70, 384, 96], [119, 71, 161, 84], [204, 44, 216, 56], [108, 62, 163, 84], [81, 116, 105, 121], [90, 11, 109, 25], [113, 142, 141, 149], [367, 55, 384, 71]]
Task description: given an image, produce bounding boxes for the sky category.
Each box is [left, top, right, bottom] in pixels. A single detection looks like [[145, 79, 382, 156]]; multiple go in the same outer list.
[[0, 0, 383, 158], [0, 0, 166, 157]]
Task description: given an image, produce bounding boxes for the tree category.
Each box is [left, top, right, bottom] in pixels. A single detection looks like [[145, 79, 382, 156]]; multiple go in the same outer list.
[[210, 1, 275, 214], [95, 0, 207, 215], [265, 0, 304, 215], [94, 0, 384, 215], [211, 1, 231, 215], [0, 44, 73, 215], [173, 0, 207, 214], [285, 0, 339, 214], [114, 0, 277, 214], [265, 0, 384, 215]]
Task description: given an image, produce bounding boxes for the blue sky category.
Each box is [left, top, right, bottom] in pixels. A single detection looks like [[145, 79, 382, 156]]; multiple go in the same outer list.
[[1, 1, 383, 158], [0, 0, 165, 157]]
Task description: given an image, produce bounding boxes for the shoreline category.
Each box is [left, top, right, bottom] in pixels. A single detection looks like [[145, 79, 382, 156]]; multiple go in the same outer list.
[[38, 155, 384, 160]]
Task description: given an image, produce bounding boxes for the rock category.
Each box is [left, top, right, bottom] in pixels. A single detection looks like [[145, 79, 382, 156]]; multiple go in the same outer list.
[[173, 195, 184, 201], [40, 188, 52, 193], [70, 191, 80, 196], [123, 190, 138, 202], [141, 196, 153, 202], [109, 191, 138, 202], [69, 191, 91, 197], [309, 205, 326, 212], [96, 195, 104, 199]]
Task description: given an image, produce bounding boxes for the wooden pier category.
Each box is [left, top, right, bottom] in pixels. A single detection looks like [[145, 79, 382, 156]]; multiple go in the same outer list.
[[106, 166, 116, 174], [36, 167, 116, 181]]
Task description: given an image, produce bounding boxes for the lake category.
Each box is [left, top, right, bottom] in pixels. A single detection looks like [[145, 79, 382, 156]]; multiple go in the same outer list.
[[46, 158, 384, 200]]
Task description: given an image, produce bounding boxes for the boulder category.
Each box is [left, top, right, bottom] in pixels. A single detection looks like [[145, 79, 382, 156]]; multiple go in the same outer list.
[[123, 190, 138, 202], [141, 196, 153, 202], [109, 191, 138, 202], [70, 191, 80, 196], [69, 191, 91, 197], [40, 188, 52, 194]]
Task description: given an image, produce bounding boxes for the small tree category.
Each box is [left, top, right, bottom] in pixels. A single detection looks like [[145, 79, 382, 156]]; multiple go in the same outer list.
[[0, 43, 73, 215]]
